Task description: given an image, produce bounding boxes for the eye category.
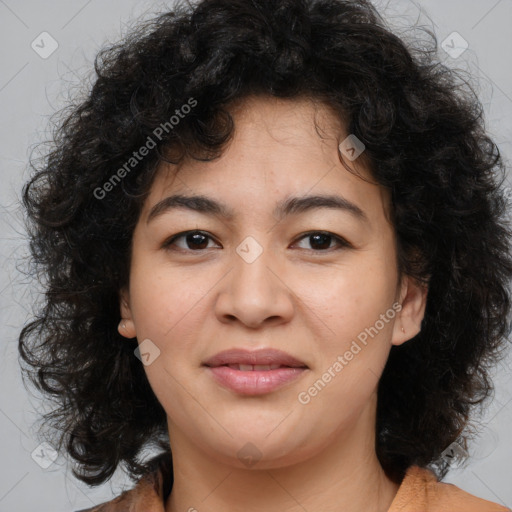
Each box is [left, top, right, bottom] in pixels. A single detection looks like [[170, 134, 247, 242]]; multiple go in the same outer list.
[[292, 231, 352, 251], [162, 230, 352, 253], [162, 230, 220, 251]]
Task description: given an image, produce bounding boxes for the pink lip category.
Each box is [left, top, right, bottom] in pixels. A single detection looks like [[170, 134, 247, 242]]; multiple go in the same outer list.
[[203, 348, 308, 396], [203, 348, 307, 368]]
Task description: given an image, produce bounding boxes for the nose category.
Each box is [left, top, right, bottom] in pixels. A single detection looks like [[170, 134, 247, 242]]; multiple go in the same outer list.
[[214, 242, 295, 329]]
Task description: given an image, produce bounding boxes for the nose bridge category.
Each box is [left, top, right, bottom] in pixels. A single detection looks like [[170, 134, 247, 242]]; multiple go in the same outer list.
[[233, 234, 278, 302], [215, 234, 293, 327]]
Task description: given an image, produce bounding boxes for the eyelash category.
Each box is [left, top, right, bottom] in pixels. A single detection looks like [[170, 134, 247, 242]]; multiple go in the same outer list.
[[162, 230, 353, 253]]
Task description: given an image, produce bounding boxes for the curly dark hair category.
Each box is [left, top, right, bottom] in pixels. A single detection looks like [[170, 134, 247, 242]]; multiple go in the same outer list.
[[19, 0, 512, 488]]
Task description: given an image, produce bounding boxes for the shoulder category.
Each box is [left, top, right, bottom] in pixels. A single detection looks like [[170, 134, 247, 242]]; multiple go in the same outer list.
[[388, 465, 511, 512], [72, 452, 173, 512]]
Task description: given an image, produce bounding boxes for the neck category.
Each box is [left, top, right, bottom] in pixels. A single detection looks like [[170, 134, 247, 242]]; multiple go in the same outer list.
[[165, 394, 400, 512]]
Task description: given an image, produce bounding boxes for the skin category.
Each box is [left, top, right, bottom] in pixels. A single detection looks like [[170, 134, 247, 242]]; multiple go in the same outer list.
[[119, 95, 428, 512]]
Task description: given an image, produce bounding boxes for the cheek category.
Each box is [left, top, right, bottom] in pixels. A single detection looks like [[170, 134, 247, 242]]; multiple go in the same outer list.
[[128, 260, 221, 391], [127, 266, 205, 410], [294, 265, 397, 422], [298, 258, 397, 350], [130, 261, 205, 336]]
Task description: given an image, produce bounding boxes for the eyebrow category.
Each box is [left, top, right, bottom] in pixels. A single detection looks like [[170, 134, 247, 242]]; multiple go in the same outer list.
[[147, 193, 368, 224]]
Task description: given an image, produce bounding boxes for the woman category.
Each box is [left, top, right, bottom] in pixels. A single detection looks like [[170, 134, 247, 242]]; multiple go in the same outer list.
[[19, 0, 512, 510]]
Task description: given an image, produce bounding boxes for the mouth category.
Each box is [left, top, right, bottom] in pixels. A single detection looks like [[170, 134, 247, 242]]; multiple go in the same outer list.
[[203, 348, 308, 395]]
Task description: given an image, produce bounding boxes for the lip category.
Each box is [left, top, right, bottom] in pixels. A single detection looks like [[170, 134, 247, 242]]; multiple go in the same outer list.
[[203, 348, 307, 368], [203, 348, 308, 396]]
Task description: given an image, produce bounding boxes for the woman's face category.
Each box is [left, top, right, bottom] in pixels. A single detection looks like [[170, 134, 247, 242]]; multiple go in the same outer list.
[[120, 95, 427, 469]]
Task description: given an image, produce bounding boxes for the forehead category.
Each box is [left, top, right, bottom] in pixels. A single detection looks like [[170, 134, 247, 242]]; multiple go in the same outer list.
[[141, 95, 391, 225]]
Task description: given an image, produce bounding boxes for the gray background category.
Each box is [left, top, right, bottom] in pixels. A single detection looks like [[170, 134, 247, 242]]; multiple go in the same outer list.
[[1, 0, 511, 510]]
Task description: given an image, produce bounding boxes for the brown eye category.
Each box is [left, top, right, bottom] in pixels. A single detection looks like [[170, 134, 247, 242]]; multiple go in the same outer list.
[[293, 231, 352, 251], [163, 231, 219, 251]]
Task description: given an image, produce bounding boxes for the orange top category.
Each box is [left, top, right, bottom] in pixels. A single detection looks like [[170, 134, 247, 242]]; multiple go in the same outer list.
[[75, 454, 510, 512], [388, 465, 510, 512]]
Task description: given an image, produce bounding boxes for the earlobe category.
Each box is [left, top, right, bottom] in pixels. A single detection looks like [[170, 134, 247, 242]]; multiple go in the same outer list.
[[118, 288, 137, 339], [118, 319, 136, 338], [391, 275, 428, 346]]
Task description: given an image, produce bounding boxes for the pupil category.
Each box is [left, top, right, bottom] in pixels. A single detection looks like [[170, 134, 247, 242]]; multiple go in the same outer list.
[[188, 233, 208, 249], [311, 233, 331, 250]]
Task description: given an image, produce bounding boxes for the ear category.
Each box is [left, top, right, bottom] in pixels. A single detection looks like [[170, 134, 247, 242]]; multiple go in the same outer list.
[[391, 275, 428, 346], [118, 287, 137, 339]]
